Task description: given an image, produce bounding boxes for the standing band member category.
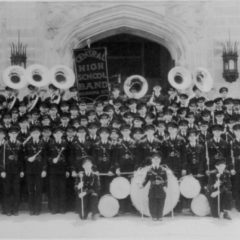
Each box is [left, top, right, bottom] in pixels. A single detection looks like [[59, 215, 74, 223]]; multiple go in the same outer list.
[[24, 126, 47, 215], [47, 127, 68, 214], [0, 126, 23, 216], [141, 153, 167, 221]]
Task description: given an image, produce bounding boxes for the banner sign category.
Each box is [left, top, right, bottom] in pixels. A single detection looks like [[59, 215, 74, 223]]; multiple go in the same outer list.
[[73, 47, 109, 102]]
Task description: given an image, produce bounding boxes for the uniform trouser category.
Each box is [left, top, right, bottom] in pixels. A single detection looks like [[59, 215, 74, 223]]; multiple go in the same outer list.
[[149, 197, 166, 219], [26, 174, 42, 213], [208, 191, 232, 217], [99, 176, 113, 196], [232, 172, 240, 210], [49, 174, 66, 212], [2, 173, 20, 213], [76, 193, 98, 219], [66, 176, 75, 211]]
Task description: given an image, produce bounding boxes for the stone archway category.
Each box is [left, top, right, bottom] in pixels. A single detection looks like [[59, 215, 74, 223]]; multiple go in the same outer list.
[[54, 5, 197, 69]]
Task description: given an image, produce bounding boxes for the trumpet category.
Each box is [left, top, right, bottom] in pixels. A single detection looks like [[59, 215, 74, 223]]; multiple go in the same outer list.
[[53, 147, 65, 164]]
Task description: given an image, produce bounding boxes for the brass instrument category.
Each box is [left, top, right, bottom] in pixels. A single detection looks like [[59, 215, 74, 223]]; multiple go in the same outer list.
[[193, 67, 214, 92], [3, 65, 28, 89], [168, 66, 192, 90], [123, 75, 148, 99], [53, 147, 65, 164], [50, 65, 75, 89]]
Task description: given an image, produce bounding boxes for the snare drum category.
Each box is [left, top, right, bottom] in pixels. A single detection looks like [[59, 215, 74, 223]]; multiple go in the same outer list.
[[130, 166, 180, 216], [98, 194, 119, 218], [110, 176, 131, 199], [179, 175, 201, 199]]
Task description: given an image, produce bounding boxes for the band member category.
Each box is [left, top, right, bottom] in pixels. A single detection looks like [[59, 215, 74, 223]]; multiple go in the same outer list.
[[0, 126, 23, 216], [198, 120, 212, 145], [219, 87, 229, 101], [231, 123, 240, 211], [141, 153, 167, 221], [162, 122, 187, 179], [207, 125, 231, 172], [67, 87, 80, 106], [5, 87, 19, 111], [71, 126, 90, 178], [92, 127, 114, 196], [142, 125, 162, 166], [186, 129, 206, 185], [207, 159, 232, 219], [75, 157, 100, 220], [47, 127, 68, 214], [79, 100, 88, 117], [24, 126, 47, 215], [45, 84, 61, 105], [23, 85, 41, 112]]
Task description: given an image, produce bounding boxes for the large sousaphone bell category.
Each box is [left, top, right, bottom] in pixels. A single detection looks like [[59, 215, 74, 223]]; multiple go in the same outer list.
[[50, 65, 75, 89], [168, 66, 192, 90], [123, 75, 148, 99], [3, 65, 28, 89], [193, 67, 213, 92], [25, 64, 50, 87]]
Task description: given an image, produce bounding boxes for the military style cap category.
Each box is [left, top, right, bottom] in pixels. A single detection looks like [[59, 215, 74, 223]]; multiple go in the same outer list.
[[215, 110, 224, 117], [27, 84, 37, 91], [233, 123, 240, 131], [88, 122, 99, 129], [98, 127, 110, 135], [219, 87, 228, 93], [167, 121, 178, 129], [132, 127, 144, 135], [8, 126, 20, 133], [144, 124, 155, 132], [179, 119, 188, 126], [211, 124, 224, 132], [179, 93, 188, 100], [120, 124, 131, 131], [48, 84, 58, 91], [69, 86, 78, 92], [30, 126, 41, 133], [205, 100, 214, 107]]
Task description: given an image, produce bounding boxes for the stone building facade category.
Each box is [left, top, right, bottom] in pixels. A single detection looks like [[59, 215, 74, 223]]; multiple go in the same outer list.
[[0, 0, 240, 98]]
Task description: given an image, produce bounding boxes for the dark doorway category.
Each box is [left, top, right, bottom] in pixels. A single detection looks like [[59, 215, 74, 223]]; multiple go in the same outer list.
[[91, 33, 174, 94]]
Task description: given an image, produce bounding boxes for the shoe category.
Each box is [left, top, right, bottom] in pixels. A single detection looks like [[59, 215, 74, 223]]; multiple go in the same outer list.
[[158, 218, 163, 221], [223, 212, 232, 220], [152, 218, 158, 221], [87, 212, 93, 220], [92, 213, 99, 220]]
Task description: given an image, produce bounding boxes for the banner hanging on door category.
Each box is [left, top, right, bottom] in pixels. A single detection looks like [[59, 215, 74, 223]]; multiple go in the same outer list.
[[73, 47, 109, 102]]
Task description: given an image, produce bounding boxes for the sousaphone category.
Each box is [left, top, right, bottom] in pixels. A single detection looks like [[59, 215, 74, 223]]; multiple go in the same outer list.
[[25, 64, 50, 87], [3, 65, 28, 89], [50, 65, 75, 89], [123, 75, 148, 99], [168, 66, 192, 90], [193, 67, 214, 92]]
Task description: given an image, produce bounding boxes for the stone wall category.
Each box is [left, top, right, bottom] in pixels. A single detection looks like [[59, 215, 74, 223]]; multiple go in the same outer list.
[[0, 0, 240, 99]]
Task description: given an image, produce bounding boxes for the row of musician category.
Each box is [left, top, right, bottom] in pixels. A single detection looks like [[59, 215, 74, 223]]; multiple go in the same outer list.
[[0, 120, 238, 220]]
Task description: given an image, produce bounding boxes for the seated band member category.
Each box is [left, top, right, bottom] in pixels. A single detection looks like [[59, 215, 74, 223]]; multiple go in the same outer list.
[[75, 157, 100, 220], [207, 159, 232, 220], [141, 153, 167, 221]]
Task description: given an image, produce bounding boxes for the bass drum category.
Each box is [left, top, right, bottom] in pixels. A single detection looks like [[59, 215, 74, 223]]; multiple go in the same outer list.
[[98, 194, 119, 218], [179, 175, 201, 199], [110, 176, 131, 199], [130, 166, 180, 216], [191, 194, 211, 217]]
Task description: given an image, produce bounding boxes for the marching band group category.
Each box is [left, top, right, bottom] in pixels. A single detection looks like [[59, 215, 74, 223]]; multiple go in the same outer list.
[[0, 82, 239, 222]]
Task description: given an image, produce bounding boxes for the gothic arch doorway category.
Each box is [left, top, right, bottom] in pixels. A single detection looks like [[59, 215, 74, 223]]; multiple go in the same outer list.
[[89, 33, 174, 93]]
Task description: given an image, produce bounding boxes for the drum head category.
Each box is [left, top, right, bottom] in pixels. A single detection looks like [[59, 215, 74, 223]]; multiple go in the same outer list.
[[110, 177, 131, 199], [191, 194, 210, 217], [130, 167, 180, 217], [179, 175, 201, 199], [98, 194, 119, 218]]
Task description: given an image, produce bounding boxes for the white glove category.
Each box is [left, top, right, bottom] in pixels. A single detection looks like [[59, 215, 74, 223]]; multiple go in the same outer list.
[[72, 171, 77, 177], [211, 190, 219, 198], [66, 172, 70, 178], [77, 182, 84, 190], [78, 192, 86, 198], [53, 157, 58, 164], [41, 171, 47, 178], [28, 156, 34, 163], [1, 172, 6, 178], [116, 169, 121, 176], [20, 172, 24, 178]]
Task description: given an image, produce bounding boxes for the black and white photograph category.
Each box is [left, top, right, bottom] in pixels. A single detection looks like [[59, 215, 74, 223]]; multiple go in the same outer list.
[[0, 0, 239, 239]]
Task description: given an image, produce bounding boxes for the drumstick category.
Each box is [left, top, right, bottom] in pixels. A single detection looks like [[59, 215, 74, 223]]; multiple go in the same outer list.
[[79, 174, 84, 219]]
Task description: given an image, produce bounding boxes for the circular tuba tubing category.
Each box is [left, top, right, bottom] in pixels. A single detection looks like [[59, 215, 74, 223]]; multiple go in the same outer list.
[[193, 67, 214, 92], [123, 75, 148, 99], [2, 65, 28, 89], [168, 66, 192, 90], [50, 65, 75, 89], [25, 64, 50, 87]]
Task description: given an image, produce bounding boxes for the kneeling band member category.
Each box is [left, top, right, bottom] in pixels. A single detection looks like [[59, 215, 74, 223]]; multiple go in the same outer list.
[[208, 159, 232, 220], [141, 153, 167, 221], [75, 157, 100, 220]]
